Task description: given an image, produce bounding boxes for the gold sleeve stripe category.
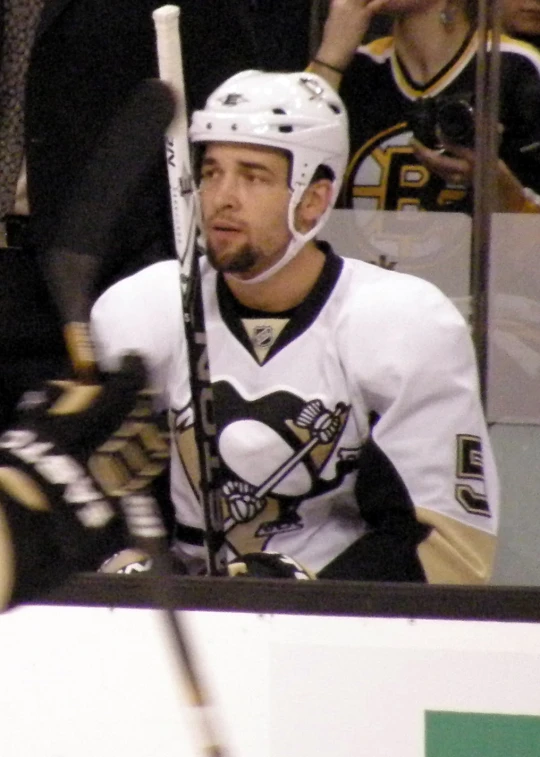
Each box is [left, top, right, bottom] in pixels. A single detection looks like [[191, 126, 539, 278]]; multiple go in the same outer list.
[[415, 507, 496, 585], [0, 468, 50, 512], [0, 503, 15, 611]]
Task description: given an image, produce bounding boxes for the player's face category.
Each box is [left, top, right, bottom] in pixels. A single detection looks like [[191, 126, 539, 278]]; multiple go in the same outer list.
[[198, 142, 292, 279]]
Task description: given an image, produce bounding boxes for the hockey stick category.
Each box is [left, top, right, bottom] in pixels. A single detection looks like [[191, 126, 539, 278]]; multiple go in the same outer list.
[[151, 11, 234, 754], [42, 80, 229, 757], [152, 4, 227, 578]]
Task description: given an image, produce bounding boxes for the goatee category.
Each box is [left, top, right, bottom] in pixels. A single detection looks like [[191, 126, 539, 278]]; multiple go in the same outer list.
[[206, 243, 257, 274]]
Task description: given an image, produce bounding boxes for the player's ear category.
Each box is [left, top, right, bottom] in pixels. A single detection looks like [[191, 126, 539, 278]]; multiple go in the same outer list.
[[294, 178, 333, 233]]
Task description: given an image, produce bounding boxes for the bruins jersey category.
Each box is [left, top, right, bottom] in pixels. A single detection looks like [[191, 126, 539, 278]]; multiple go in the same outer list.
[[339, 31, 540, 211], [91, 247, 499, 582]]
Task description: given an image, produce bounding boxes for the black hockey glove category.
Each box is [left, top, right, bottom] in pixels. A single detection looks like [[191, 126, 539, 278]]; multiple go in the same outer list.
[[228, 552, 315, 579], [0, 354, 170, 608]]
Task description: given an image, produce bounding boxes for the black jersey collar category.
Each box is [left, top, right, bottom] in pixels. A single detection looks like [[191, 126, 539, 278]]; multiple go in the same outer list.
[[216, 241, 343, 364]]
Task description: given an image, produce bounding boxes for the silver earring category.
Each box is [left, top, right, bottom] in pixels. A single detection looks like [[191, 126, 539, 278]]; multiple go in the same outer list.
[[440, 1, 456, 25]]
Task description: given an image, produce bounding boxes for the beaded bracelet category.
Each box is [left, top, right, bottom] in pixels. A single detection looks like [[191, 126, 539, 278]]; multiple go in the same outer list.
[[312, 58, 346, 75]]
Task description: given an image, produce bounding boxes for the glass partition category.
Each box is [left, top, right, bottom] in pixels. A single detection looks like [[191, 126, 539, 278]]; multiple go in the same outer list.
[[29, 0, 540, 602]]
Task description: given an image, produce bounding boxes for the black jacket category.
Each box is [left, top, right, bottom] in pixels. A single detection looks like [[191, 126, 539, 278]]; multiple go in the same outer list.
[[24, 0, 258, 289], [0, 0, 258, 427]]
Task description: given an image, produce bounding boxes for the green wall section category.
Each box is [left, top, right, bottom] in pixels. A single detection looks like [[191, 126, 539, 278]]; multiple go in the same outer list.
[[425, 711, 540, 757]]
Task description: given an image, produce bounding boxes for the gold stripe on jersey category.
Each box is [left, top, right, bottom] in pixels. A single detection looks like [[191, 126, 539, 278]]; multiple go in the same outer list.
[[389, 31, 478, 99], [361, 35, 393, 62], [385, 31, 540, 102], [499, 33, 540, 73], [416, 507, 496, 584]]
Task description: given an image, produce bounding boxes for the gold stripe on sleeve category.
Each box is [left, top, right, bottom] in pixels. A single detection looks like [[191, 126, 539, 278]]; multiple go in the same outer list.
[[416, 507, 497, 585]]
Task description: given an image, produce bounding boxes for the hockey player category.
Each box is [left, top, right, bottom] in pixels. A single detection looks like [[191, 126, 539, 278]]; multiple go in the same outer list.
[[91, 69, 499, 583], [309, 0, 540, 213]]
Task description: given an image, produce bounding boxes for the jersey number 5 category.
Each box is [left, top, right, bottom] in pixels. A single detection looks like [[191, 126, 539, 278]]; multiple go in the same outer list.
[[455, 434, 491, 517]]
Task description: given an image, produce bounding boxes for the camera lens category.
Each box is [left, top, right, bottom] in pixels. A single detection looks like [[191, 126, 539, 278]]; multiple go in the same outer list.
[[436, 99, 475, 148]]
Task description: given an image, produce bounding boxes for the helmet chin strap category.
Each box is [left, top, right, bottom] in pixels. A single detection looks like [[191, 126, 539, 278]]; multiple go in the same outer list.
[[228, 185, 331, 286]]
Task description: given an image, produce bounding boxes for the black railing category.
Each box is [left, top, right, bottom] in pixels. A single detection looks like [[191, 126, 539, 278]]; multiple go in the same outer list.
[[30, 575, 540, 624]]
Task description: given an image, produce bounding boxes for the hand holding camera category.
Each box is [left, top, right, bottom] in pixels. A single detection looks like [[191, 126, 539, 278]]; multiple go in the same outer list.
[[408, 92, 477, 190]]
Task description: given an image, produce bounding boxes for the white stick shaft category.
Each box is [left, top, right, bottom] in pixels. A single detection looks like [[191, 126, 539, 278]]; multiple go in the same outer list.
[[151, 17, 229, 755], [153, 4, 226, 579], [153, 4, 196, 292]]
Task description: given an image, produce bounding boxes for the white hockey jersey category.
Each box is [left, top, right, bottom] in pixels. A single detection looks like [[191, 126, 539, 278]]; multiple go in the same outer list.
[[91, 245, 499, 583]]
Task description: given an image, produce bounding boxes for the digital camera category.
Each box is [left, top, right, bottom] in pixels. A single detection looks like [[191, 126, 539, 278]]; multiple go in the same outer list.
[[408, 94, 475, 149]]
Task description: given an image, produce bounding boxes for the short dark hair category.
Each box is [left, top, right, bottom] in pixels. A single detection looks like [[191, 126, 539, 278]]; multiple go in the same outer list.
[[282, 149, 335, 187], [311, 164, 335, 183]]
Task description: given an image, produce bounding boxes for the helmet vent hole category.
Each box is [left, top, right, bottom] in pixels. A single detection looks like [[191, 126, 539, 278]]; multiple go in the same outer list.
[[273, 107, 293, 131]]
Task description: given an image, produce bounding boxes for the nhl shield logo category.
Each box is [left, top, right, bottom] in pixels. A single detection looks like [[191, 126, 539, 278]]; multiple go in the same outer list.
[[252, 324, 274, 349]]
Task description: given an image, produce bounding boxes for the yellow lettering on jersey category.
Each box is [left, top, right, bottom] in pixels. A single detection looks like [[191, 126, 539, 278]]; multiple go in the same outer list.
[[437, 187, 467, 207], [400, 163, 430, 188], [351, 144, 432, 210]]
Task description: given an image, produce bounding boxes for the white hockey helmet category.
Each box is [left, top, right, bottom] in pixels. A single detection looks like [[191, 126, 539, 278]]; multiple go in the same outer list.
[[189, 70, 349, 283]]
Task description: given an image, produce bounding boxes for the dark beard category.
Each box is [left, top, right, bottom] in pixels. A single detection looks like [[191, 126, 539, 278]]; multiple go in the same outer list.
[[206, 243, 258, 274]]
